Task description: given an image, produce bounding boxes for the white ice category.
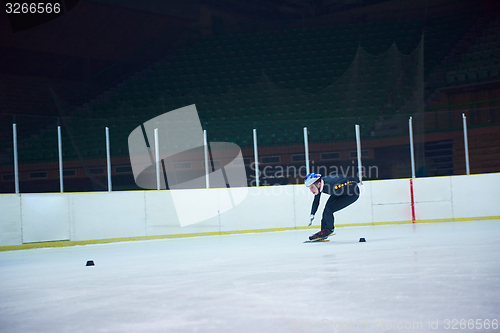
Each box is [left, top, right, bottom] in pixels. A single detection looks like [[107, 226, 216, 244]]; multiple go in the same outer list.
[[1, 221, 499, 333]]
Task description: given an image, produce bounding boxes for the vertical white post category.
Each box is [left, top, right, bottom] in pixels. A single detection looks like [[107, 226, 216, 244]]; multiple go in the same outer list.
[[12, 123, 19, 194], [303, 127, 310, 175], [355, 124, 363, 183], [203, 130, 210, 189], [253, 129, 259, 187], [105, 127, 112, 191], [462, 113, 470, 175], [57, 126, 64, 193], [154, 128, 160, 190], [409, 117, 416, 179]]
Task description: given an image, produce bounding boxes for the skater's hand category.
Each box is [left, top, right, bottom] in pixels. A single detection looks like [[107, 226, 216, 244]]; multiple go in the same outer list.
[[308, 214, 315, 226]]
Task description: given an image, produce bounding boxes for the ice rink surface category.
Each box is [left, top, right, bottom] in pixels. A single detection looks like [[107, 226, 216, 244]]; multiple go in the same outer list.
[[1, 220, 499, 333]]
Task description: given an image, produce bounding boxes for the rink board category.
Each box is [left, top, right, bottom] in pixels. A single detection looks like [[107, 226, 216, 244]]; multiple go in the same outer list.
[[0, 173, 499, 247]]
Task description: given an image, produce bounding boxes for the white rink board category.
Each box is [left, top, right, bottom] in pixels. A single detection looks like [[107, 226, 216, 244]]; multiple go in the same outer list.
[[220, 186, 295, 231], [1, 173, 499, 246], [451, 173, 500, 219], [372, 202, 412, 222], [413, 176, 452, 203], [21, 194, 70, 243], [415, 201, 454, 220], [0, 195, 22, 246], [144, 191, 181, 236], [413, 177, 454, 220], [370, 179, 412, 222], [70, 191, 146, 241], [371, 178, 410, 205]]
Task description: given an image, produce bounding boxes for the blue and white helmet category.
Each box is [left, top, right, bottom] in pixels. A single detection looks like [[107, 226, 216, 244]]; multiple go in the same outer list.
[[305, 173, 322, 187]]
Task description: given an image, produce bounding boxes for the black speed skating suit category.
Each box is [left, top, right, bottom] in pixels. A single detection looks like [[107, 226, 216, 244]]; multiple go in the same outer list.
[[310, 175, 360, 231]]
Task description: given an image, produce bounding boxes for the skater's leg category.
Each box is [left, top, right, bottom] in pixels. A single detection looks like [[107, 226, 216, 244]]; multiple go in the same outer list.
[[330, 187, 359, 211], [321, 184, 359, 230], [321, 202, 335, 231]]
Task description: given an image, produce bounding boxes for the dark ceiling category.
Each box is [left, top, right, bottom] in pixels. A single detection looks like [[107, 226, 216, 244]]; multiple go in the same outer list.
[[0, 0, 490, 116], [0, 0, 393, 81]]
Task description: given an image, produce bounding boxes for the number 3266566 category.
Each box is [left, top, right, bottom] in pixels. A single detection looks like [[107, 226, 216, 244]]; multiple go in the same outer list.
[[6, 3, 61, 14], [443, 319, 498, 330]]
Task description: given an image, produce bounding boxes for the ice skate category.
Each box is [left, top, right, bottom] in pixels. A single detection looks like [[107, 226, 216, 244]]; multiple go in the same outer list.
[[304, 229, 335, 243]]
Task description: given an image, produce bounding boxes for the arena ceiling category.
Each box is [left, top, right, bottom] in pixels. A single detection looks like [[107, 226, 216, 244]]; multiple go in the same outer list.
[[0, 0, 479, 115], [0, 0, 391, 81]]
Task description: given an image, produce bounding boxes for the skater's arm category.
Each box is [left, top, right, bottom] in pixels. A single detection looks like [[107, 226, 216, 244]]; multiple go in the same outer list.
[[310, 193, 320, 215]]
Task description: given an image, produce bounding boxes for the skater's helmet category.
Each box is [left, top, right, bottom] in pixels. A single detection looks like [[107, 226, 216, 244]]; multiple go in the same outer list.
[[305, 173, 322, 187]]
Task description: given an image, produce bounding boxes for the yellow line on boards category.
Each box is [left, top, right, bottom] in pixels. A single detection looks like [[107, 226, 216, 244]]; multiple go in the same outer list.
[[1, 216, 499, 252]]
